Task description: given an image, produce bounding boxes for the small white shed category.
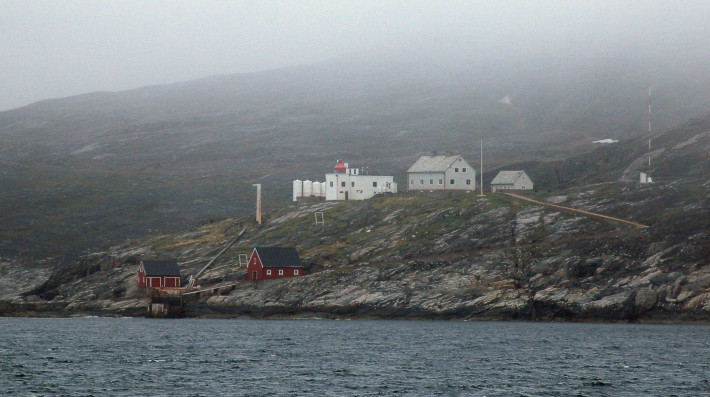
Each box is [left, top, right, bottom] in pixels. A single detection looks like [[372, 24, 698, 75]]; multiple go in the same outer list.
[[490, 170, 534, 192]]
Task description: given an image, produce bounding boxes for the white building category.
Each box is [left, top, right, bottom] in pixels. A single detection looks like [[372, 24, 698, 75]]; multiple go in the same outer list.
[[325, 159, 397, 200], [490, 170, 534, 192], [406, 155, 476, 191], [294, 159, 397, 201]]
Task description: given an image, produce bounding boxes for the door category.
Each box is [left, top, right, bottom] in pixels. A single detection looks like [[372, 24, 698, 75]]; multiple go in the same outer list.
[[345, 191, 349, 200], [252, 271, 258, 280]]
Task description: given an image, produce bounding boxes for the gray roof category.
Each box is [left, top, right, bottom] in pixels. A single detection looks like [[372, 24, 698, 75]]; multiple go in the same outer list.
[[141, 260, 181, 276], [407, 155, 461, 173], [255, 247, 304, 268], [491, 170, 527, 185]]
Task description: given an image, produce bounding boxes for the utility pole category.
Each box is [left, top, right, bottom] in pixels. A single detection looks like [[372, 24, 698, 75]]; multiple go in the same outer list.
[[252, 184, 262, 225]]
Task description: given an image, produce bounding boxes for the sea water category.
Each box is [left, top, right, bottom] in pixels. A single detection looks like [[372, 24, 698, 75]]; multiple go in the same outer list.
[[1, 318, 708, 396]]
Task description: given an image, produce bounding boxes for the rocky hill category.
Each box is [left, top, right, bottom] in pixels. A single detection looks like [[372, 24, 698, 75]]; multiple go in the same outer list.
[[2, 170, 708, 321], [3, 49, 710, 262], [2, 107, 710, 321]]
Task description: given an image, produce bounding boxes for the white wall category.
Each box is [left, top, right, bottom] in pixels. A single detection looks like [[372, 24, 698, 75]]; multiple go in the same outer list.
[[444, 158, 475, 191], [325, 173, 341, 200], [325, 173, 396, 200], [512, 173, 533, 190], [408, 172, 446, 190]]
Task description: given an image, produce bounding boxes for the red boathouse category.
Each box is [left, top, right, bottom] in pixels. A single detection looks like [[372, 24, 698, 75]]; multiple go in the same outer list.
[[138, 260, 181, 288], [247, 247, 305, 281]]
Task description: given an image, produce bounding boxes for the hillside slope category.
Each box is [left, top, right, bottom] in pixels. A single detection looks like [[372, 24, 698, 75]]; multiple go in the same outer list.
[[500, 114, 710, 190], [2, 50, 710, 261]]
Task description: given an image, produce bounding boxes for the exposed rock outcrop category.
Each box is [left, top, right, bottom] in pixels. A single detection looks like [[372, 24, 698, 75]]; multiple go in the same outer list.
[[2, 177, 708, 322]]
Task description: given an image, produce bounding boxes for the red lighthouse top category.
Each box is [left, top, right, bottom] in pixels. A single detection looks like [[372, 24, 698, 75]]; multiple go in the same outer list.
[[334, 159, 347, 172]]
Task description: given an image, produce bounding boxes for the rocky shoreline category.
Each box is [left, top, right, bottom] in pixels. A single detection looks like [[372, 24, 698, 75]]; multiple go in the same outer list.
[[2, 302, 709, 324]]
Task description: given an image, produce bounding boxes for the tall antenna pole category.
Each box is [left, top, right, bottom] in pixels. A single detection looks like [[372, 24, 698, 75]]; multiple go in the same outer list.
[[648, 86, 652, 180], [252, 183, 262, 225], [479, 139, 484, 196]]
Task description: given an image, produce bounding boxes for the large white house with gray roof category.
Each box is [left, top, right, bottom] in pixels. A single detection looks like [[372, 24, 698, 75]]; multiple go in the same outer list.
[[406, 155, 476, 191], [490, 170, 534, 192]]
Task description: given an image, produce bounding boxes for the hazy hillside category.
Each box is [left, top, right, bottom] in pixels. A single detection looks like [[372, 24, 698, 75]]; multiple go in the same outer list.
[[2, 49, 710, 261], [2, 91, 709, 319], [505, 114, 710, 190]]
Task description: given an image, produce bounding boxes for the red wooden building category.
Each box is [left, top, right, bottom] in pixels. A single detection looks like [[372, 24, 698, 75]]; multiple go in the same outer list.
[[247, 247, 305, 281], [138, 260, 181, 288]]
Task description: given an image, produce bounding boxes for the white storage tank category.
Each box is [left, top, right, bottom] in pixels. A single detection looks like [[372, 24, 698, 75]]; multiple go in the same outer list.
[[303, 180, 313, 197], [312, 181, 322, 197], [292, 180, 303, 202]]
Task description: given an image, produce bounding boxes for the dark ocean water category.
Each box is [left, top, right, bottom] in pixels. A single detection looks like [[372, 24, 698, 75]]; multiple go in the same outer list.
[[1, 318, 709, 396]]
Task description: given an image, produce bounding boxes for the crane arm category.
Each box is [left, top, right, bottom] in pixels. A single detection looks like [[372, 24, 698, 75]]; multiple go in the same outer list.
[[188, 227, 246, 287]]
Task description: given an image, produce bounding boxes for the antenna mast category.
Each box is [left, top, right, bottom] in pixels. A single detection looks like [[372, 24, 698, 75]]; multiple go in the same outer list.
[[479, 139, 484, 196], [648, 86, 652, 182]]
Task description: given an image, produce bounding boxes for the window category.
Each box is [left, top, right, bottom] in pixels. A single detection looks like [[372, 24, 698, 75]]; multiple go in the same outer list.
[[462, 168, 467, 173], [266, 270, 272, 276], [466, 179, 471, 185], [341, 181, 345, 187], [278, 269, 284, 275], [455, 168, 459, 172], [411, 179, 414, 185], [450, 179, 455, 185], [294, 270, 299, 275], [373, 181, 378, 187], [420, 179, 424, 185], [351, 182, 355, 187], [430, 179, 434, 184], [439, 179, 443, 185], [330, 181, 334, 187]]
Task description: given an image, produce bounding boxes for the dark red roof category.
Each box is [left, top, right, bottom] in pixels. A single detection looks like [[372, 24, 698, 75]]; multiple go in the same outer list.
[[254, 247, 304, 268]]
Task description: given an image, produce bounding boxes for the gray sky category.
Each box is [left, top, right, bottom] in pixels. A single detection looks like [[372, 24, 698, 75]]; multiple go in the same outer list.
[[2, 1, 709, 111]]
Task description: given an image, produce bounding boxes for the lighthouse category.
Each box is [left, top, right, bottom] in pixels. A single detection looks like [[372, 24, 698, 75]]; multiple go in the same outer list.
[[324, 158, 396, 200]]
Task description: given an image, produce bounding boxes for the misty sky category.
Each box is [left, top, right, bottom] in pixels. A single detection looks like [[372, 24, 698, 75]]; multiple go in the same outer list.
[[2, 1, 709, 111]]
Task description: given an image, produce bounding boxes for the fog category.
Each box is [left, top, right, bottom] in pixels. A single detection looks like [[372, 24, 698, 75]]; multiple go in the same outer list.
[[2, 1, 709, 111]]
